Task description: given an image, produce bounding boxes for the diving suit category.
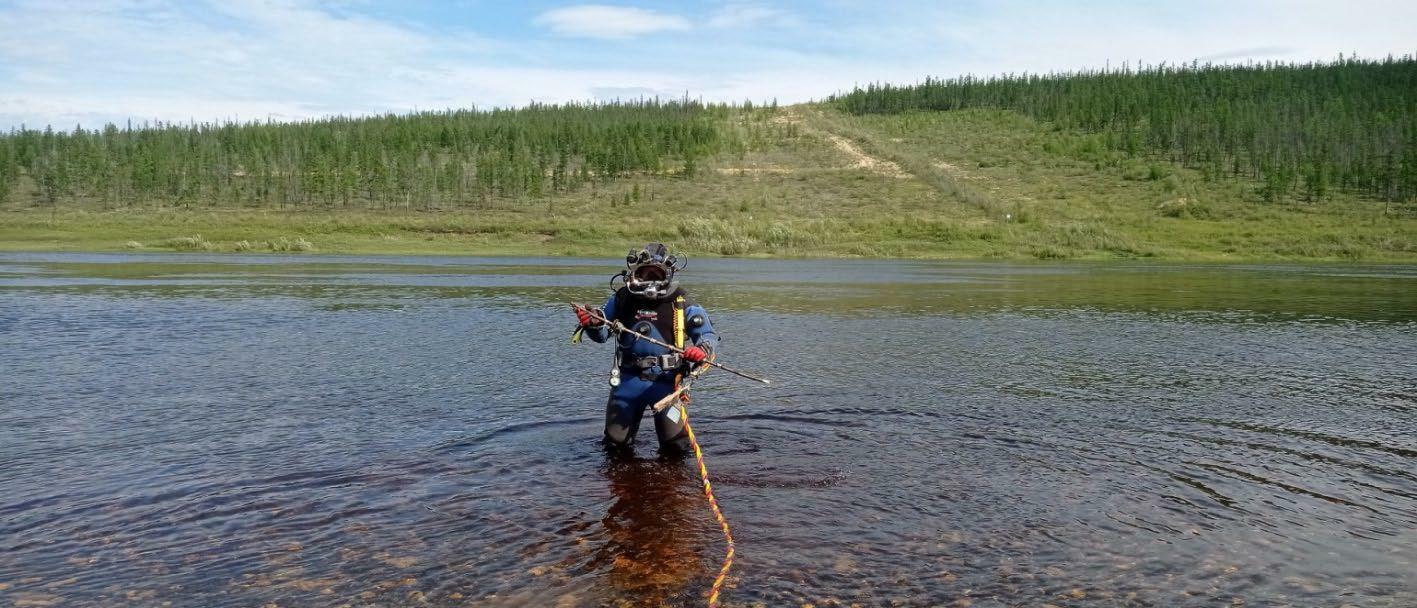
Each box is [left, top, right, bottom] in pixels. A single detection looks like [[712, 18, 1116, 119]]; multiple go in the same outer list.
[[577, 243, 719, 455]]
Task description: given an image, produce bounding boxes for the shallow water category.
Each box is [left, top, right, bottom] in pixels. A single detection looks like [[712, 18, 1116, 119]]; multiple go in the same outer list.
[[1, 253, 1414, 607]]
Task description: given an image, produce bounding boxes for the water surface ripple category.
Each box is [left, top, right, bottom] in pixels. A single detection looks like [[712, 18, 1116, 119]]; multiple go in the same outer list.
[[1, 253, 1414, 606]]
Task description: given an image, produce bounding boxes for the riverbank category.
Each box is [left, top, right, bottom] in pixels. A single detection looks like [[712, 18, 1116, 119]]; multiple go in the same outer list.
[[2, 203, 1412, 261], [2, 106, 1412, 261]]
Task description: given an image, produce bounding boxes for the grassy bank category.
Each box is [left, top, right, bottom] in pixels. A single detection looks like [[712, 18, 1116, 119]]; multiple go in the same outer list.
[[2, 105, 1413, 261]]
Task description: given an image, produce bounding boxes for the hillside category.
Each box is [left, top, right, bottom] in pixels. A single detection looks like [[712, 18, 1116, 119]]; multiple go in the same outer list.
[[1, 58, 1413, 260]]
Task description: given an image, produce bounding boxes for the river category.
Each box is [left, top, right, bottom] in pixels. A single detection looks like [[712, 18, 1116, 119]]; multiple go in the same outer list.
[[1, 253, 1414, 606]]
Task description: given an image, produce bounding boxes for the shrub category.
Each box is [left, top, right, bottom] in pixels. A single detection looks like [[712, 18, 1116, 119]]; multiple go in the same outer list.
[[164, 235, 213, 251], [270, 236, 315, 252], [1157, 198, 1215, 219]]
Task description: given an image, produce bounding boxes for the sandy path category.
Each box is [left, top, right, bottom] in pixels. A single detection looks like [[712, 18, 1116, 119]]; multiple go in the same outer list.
[[823, 134, 908, 178]]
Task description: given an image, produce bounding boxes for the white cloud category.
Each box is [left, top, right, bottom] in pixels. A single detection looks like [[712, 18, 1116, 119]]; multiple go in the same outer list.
[[0, 0, 516, 128], [534, 5, 690, 40], [590, 86, 681, 101], [707, 4, 793, 29], [0, 94, 319, 130], [1197, 46, 1295, 63], [918, 0, 1417, 79], [0, 0, 1415, 130]]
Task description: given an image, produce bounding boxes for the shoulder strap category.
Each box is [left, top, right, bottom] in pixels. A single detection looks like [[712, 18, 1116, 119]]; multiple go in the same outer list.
[[612, 287, 634, 325], [672, 294, 687, 388], [672, 294, 686, 349]]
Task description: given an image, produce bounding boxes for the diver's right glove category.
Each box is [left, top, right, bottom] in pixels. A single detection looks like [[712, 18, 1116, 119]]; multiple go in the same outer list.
[[575, 306, 604, 328]]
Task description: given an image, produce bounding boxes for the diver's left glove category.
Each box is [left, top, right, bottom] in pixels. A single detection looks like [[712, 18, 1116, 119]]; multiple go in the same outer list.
[[682, 345, 710, 363]]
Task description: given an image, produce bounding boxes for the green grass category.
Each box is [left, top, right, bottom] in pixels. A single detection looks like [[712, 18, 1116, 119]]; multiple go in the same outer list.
[[2, 105, 1412, 261]]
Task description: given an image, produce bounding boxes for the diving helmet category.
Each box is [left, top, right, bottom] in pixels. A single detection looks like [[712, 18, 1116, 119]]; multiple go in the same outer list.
[[624, 242, 680, 299]]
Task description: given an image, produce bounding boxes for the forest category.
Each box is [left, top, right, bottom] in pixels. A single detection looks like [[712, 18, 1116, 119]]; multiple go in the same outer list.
[[832, 56, 1417, 203], [1, 57, 1413, 215], [0, 99, 762, 209]]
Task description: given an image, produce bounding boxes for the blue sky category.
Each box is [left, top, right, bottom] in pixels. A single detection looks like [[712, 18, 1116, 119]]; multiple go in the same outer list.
[[1, 0, 1413, 130]]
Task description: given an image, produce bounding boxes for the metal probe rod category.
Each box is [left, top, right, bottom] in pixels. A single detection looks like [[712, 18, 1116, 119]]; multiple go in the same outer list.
[[572, 303, 771, 385]]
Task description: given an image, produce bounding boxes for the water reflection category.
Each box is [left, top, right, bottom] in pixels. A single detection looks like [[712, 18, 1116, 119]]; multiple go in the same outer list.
[[590, 458, 703, 606]]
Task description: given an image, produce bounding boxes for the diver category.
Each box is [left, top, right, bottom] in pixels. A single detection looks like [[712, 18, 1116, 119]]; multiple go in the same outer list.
[[575, 243, 719, 455]]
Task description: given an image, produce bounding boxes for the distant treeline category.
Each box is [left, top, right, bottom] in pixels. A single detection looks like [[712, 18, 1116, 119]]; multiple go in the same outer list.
[[833, 56, 1417, 202], [0, 100, 761, 208]]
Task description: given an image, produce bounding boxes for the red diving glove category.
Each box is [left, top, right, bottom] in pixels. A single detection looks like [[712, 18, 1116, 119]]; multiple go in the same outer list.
[[575, 306, 604, 328], [682, 345, 709, 363]]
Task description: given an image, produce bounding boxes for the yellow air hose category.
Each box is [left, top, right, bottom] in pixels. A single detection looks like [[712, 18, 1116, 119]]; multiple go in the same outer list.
[[684, 412, 735, 607], [654, 366, 734, 606], [673, 296, 735, 604]]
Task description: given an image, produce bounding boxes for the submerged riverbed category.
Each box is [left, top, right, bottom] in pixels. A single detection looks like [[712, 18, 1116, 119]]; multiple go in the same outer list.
[[1, 253, 1414, 607]]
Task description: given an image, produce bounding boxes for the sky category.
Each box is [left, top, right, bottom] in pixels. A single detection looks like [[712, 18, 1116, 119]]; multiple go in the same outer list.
[[0, 0, 1413, 130]]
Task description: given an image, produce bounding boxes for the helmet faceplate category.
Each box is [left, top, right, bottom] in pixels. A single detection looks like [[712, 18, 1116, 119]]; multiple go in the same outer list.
[[624, 243, 677, 299]]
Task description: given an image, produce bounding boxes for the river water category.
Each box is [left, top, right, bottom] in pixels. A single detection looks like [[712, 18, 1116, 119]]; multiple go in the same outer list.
[[1, 253, 1414, 607]]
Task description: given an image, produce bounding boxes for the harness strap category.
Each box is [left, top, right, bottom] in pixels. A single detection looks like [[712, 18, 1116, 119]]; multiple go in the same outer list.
[[627, 353, 682, 372]]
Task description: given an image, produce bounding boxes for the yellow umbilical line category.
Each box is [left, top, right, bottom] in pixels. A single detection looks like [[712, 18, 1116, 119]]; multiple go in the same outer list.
[[683, 411, 734, 607], [673, 303, 733, 608]]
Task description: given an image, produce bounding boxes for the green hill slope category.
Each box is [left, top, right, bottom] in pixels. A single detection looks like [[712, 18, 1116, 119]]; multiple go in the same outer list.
[[1, 59, 1413, 260]]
